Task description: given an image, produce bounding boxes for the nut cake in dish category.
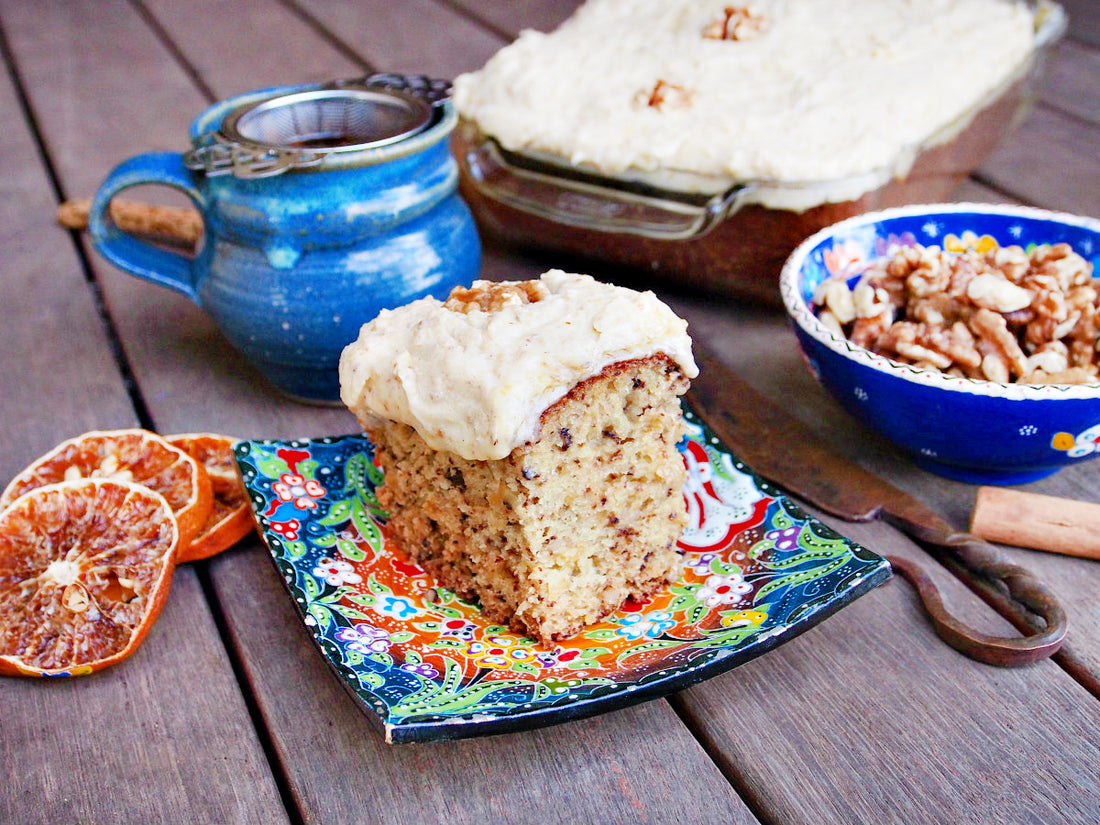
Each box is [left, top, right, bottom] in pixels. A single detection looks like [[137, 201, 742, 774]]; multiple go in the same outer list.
[[451, 0, 1062, 303], [454, 0, 1036, 203], [338, 270, 698, 645]]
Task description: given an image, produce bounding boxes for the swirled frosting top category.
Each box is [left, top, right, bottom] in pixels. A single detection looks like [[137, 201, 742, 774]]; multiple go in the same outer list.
[[453, 0, 1036, 207], [338, 270, 698, 461]]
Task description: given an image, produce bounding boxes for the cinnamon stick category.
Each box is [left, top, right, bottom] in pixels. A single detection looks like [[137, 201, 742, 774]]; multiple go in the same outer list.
[[57, 198, 202, 247], [970, 486, 1100, 560]]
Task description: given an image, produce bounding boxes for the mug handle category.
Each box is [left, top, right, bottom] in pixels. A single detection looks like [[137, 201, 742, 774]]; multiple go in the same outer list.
[[88, 152, 207, 303]]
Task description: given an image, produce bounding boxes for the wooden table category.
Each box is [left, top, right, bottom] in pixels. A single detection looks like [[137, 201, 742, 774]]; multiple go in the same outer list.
[[2, 2, 1098, 823]]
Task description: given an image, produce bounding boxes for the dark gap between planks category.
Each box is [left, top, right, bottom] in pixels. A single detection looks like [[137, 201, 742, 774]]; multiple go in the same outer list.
[[277, 0, 376, 74], [667, 694, 776, 825], [128, 0, 218, 104], [0, 11, 156, 431], [194, 562, 307, 825], [431, 0, 518, 43]]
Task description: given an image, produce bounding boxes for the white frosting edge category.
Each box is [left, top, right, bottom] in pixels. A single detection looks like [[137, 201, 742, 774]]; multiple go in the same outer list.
[[452, 0, 1037, 208], [339, 270, 698, 461]]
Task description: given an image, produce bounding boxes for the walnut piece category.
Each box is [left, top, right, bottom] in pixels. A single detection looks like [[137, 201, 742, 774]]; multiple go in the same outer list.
[[812, 242, 1098, 384], [444, 279, 549, 313], [703, 6, 770, 41], [966, 272, 1033, 312], [813, 279, 856, 324], [635, 79, 693, 111]]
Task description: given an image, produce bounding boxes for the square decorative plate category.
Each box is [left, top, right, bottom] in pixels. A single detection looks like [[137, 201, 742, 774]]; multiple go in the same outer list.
[[235, 403, 890, 744]]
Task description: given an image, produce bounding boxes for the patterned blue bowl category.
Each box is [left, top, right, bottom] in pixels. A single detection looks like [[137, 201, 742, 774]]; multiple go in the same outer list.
[[780, 203, 1100, 485]]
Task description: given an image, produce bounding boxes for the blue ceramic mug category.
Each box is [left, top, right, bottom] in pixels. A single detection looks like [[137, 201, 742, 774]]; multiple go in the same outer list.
[[89, 76, 480, 403]]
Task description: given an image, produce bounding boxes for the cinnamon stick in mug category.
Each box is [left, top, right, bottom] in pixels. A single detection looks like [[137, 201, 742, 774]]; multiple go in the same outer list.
[[970, 487, 1100, 560], [57, 198, 202, 247]]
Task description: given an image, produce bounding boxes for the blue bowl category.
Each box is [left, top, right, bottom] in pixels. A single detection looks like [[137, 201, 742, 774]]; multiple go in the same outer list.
[[780, 203, 1100, 485]]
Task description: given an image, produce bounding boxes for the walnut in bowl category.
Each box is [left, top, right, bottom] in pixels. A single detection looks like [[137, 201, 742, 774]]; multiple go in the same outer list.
[[780, 203, 1100, 484]]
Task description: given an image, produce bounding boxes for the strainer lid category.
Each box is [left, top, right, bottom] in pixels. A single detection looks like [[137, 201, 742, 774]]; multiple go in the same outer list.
[[184, 74, 451, 178]]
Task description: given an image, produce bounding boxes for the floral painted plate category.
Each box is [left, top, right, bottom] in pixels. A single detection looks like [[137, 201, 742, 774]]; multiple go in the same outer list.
[[236, 404, 890, 743]]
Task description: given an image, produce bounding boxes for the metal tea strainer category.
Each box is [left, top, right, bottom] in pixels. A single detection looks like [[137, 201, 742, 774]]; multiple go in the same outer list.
[[184, 73, 452, 178]]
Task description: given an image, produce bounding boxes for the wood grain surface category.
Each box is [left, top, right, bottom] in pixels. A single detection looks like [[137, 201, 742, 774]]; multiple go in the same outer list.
[[0, 1, 1097, 823], [0, 5, 287, 823]]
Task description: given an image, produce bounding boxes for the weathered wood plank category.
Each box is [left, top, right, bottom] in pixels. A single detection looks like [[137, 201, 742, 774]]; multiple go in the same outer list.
[[675, 555, 1100, 824], [974, 5, 1100, 207], [952, 178, 1018, 203], [944, 23, 1100, 696], [1061, 0, 1100, 49], [211, 542, 758, 825], [8, 0, 759, 822], [1036, 38, 1100, 126], [0, 3, 294, 823], [2, 571, 292, 825], [5, 2, 1097, 825], [444, 0, 580, 40], [284, 0, 506, 78], [0, 77, 134, 469], [140, 0, 363, 96], [668, 303, 1100, 823], [2, 0, 357, 441], [976, 104, 1100, 215]]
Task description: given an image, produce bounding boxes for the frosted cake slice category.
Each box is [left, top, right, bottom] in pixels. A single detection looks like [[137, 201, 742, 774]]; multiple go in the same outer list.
[[338, 270, 698, 645]]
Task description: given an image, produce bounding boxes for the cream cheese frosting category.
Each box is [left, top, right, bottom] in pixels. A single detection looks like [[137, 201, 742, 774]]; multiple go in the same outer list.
[[338, 270, 698, 461], [453, 0, 1037, 207]]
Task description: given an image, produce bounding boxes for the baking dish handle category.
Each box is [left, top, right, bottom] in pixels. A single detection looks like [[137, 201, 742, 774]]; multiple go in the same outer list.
[[462, 136, 752, 241]]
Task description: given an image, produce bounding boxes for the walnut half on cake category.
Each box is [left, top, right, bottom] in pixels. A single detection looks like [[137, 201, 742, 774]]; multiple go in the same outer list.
[[338, 270, 698, 645]]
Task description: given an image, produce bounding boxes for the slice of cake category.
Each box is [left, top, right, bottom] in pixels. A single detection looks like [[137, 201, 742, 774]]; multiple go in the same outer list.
[[338, 269, 698, 645]]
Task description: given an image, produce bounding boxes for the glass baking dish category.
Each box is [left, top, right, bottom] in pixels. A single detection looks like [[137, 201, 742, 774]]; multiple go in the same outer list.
[[454, 1, 1066, 305]]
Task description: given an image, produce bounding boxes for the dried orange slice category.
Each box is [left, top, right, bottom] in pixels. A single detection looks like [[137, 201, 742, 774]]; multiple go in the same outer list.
[[0, 479, 178, 676], [166, 433, 254, 562], [0, 429, 212, 550]]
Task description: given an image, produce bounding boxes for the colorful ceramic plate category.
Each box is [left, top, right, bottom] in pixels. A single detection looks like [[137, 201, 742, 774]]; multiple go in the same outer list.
[[236, 404, 890, 744]]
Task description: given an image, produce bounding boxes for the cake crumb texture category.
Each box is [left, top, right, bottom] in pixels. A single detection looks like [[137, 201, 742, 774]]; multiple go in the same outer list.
[[370, 355, 689, 645]]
